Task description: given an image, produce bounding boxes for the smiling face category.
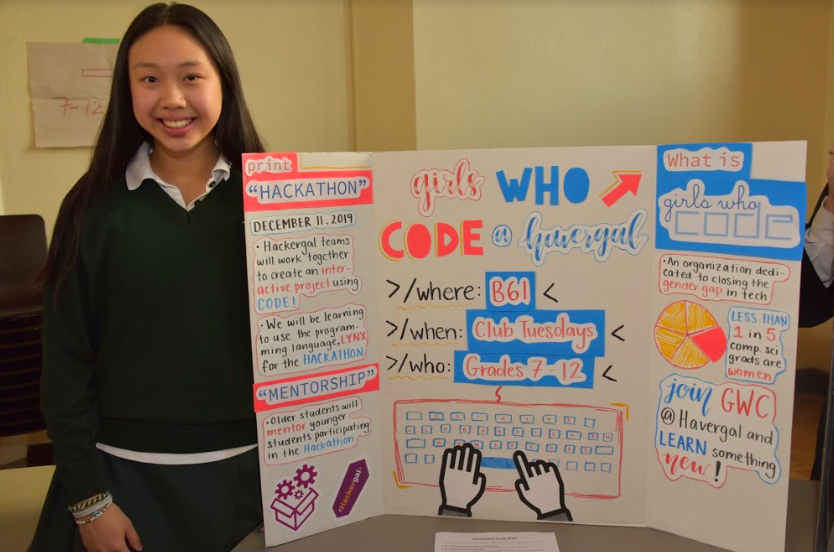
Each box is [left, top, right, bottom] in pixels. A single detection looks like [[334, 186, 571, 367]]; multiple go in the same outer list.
[[128, 25, 223, 160]]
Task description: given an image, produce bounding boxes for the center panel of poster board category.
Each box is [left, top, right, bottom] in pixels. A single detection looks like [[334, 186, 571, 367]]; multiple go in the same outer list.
[[373, 147, 657, 525]]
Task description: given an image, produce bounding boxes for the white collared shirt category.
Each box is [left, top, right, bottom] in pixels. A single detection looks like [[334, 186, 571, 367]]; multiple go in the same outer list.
[[94, 143, 256, 466], [806, 197, 834, 286], [125, 141, 231, 210]]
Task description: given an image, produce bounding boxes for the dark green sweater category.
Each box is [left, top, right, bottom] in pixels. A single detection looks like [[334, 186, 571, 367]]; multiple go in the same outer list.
[[42, 168, 256, 505]]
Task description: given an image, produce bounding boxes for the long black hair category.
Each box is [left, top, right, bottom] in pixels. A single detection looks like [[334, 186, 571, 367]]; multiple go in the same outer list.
[[45, 2, 265, 293]]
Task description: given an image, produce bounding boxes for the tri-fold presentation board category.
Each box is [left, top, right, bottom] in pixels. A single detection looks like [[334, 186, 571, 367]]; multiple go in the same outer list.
[[242, 142, 806, 552]]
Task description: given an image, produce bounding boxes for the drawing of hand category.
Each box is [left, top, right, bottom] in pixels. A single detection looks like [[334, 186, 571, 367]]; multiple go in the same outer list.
[[513, 450, 573, 521], [437, 443, 487, 517]]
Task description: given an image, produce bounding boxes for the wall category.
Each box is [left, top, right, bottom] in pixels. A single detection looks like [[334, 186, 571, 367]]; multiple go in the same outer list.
[[413, 0, 828, 177], [349, 0, 416, 151], [0, 0, 353, 233]]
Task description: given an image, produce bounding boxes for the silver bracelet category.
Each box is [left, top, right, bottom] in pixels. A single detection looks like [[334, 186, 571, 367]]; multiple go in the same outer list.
[[72, 495, 114, 519], [74, 502, 112, 525]]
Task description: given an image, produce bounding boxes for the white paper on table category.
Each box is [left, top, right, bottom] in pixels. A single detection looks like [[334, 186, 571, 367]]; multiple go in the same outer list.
[[27, 42, 118, 148], [434, 532, 559, 552]]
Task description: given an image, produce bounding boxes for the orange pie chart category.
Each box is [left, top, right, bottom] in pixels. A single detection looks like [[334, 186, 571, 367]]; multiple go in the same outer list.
[[654, 300, 727, 369]]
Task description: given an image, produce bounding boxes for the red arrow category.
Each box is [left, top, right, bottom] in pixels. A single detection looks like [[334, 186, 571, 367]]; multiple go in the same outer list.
[[600, 171, 641, 207]]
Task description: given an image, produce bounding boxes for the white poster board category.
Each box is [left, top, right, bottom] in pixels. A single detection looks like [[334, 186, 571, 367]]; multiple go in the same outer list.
[[242, 142, 806, 552]]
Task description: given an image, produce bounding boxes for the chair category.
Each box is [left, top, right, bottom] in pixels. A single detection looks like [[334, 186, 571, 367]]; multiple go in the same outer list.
[[0, 214, 52, 465], [0, 215, 48, 310]]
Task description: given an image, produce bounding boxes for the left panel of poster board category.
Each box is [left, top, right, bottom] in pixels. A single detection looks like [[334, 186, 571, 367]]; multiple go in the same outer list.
[[242, 152, 382, 546]]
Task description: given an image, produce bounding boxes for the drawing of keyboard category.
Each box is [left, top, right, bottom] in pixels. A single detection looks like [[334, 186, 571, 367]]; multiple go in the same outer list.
[[393, 399, 623, 499]]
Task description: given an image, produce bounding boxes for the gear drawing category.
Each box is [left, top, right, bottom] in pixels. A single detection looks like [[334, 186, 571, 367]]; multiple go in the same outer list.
[[294, 489, 304, 500], [274, 478, 295, 500], [294, 464, 318, 489]]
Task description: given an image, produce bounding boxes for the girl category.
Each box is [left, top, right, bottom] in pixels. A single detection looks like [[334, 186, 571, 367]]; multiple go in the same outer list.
[[30, 4, 265, 552]]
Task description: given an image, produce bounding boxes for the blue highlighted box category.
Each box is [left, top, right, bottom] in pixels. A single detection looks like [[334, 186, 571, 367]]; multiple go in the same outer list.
[[543, 415, 557, 424], [655, 143, 806, 262], [429, 412, 444, 421], [567, 461, 578, 471], [596, 446, 615, 455], [433, 438, 446, 447], [485, 272, 536, 311], [465, 310, 605, 357], [453, 351, 595, 389], [405, 454, 418, 464], [566, 430, 582, 440], [585, 462, 596, 472], [406, 412, 422, 420], [525, 442, 539, 452], [602, 463, 612, 473], [472, 412, 489, 422], [481, 456, 515, 469], [425, 454, 435, 464], [406, 439, 426, 449]]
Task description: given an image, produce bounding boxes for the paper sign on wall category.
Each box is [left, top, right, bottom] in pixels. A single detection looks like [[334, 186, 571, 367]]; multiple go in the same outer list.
[[243, 142, 805, 552], [27, 43, 118, 148]]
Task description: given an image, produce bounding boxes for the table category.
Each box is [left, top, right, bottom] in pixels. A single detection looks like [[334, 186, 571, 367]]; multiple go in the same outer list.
[[0, 466, 818, 552], [234, 480, 819, 552], [0, 465, 54, 552]]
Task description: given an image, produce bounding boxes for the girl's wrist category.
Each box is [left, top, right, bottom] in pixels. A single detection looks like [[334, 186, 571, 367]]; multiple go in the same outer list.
[[70, 492, 114, 523], [74, 501, 113, 525]]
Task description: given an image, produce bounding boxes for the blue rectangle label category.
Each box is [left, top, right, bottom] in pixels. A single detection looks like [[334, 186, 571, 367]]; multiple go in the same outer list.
[[465, 309, 605, 356], [454, 351, 594, 388], [485, 271, 536, 311], [656, 143, 806, 261]]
